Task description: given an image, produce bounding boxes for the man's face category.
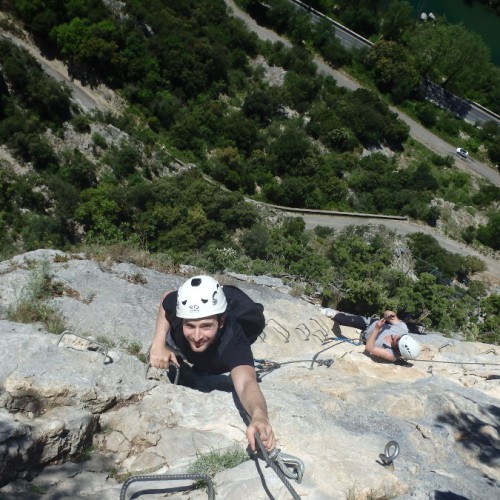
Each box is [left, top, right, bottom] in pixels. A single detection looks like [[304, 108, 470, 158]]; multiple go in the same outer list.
[[182, 315, 221, 352]]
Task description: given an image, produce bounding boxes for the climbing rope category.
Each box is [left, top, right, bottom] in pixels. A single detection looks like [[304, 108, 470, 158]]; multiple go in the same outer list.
[[309, 338, 358, 369], [322, 335, 363, 347], [119, 473, 215, 500]]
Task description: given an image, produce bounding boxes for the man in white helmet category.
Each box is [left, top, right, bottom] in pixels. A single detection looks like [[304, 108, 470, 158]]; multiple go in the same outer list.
[[149, 275, 275, 452], [363, 310, 421, 362]]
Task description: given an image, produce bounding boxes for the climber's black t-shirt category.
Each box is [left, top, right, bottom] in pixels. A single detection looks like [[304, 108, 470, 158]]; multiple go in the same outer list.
[[162, 286, 265, 374]]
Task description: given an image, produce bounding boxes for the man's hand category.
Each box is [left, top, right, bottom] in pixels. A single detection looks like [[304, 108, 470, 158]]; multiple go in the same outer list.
[[149, 344, 178, 369], [247, 413, 275, 452]]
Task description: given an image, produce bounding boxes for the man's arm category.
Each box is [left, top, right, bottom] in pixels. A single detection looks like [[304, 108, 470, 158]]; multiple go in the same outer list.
[[231, 364, 275, 452], [149, 291, 179, 368], [364, 319, 396, 362]]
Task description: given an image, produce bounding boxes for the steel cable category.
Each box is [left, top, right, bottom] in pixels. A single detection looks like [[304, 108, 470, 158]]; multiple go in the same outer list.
[[119, 473, 215, 500], [254, 433, 303, 500]]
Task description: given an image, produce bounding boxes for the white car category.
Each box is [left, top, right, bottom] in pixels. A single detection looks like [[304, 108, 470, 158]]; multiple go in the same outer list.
[[456, 147, 469, 158]]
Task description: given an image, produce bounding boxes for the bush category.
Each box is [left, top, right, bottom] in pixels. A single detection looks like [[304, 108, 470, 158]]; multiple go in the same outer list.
[[6, 259, 66, 334]]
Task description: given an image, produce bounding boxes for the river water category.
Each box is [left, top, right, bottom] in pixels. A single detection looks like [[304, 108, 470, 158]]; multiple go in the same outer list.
[[408, 0, 500, 65]]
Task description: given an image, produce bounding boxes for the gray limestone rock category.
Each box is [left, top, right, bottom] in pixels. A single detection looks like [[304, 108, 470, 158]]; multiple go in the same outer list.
[[0, 249, 499, 499]]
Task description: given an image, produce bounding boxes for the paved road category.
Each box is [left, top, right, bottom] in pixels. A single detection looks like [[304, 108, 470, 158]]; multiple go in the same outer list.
[[225, 0, 500, 187], [226, 0, 500, 283], [395, 111, 500, 186], [280, 210, 500, 283], [3, 8, 499, 282], [0, 28, 101, 112]]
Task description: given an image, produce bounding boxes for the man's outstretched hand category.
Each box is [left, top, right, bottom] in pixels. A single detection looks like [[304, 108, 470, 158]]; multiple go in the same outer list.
[[247, 415, 275, 453]]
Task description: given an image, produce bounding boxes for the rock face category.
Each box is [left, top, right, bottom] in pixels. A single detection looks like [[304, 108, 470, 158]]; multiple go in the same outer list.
[[0, 249, 499, 499]]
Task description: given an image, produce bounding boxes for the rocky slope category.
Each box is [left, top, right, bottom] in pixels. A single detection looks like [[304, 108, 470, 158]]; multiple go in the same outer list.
[[0, 249, 499, 499]]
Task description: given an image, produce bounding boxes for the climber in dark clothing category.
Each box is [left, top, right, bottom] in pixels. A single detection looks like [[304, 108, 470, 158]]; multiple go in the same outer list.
[[149, 275, 274, 452]]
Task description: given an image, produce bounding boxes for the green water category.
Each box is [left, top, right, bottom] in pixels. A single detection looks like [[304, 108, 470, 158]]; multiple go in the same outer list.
[[408, 0, 500, 65]]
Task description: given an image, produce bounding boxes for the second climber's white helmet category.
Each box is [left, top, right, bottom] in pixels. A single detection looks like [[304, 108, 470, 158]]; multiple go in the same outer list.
[[176, 275, 227, 319], [398, 335, 421, 360]]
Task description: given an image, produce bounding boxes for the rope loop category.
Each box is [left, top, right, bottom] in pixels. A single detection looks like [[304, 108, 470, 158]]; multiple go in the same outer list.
[[268, 448, 305, 483], [254, 434, 303, 499]]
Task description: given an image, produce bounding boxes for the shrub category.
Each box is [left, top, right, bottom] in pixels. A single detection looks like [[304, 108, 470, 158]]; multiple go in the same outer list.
[[188, 447, 248, 489], [6, 259, 66, 334]]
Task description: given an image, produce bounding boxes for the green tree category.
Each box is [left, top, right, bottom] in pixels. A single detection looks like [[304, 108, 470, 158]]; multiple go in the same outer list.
[[365, 40, 420, 102], [241, 223, 271, 260], [476, 213, 500, 250], [336, 0, 378, 38], [406, 22, 491, 92], [380, 0, 413, 41]]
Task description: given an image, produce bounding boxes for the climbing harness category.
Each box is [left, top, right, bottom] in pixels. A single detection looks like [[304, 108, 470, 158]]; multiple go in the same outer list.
[[57, 330, 112, 364], [379, 441, 399, 466], [253, 432, 304, 500], [119, 473, 215, 500]]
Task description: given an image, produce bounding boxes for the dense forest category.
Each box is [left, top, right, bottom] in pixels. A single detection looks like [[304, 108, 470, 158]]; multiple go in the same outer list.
[[258, 0, 500, 115], [0, 0, 499, 342]]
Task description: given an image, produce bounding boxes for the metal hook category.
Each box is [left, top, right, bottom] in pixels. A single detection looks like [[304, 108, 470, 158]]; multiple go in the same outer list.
[[57, 330, 112, 364], [379, 440, 399, 465]]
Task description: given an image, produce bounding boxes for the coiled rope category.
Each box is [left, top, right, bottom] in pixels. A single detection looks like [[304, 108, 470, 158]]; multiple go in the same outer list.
[[119, 473, 215, 500]]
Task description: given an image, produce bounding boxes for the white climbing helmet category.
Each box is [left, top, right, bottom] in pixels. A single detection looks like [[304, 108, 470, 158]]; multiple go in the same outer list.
[[176, 275, 227, 319], [398, 335, 421, 360]]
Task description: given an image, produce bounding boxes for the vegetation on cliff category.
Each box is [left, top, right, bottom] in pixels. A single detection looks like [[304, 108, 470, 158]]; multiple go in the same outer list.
[[0, 0, 499, 341]]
